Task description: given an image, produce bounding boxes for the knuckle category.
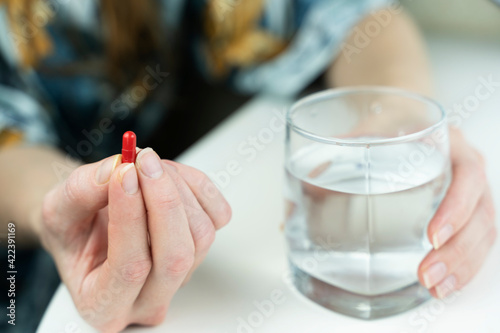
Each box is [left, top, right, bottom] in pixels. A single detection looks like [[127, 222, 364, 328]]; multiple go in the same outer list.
[[120, 259, 152, 284], [454, 199, 469, 219], [140, 306, 169, 326], [40, 188, 69, 247], [451, 239, 473, 259], [41, 189, 58, 231], [463, 151, 487, 183], [216, 200, 232, 228], [192, 219, 216, 252], [128, 210, 148, 226], [191, 169, 210, 188], [455, 267, 470, 287], [183, 202, 204, 219], [157, 192, 182, 211], [222, 200, 233, 224], [164, 247, 195, 276], [64, 171, 87, 206], [192, 170, 218, 200]]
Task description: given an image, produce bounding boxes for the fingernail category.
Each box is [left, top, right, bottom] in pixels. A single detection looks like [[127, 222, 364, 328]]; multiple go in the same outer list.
[[137, 148, 163, 179], [435, 275, 457, 298], [95, 154, 121, 185], [120, 164, 138, 194], [433, 224, 454, 249], [423, 262, 447, 288]]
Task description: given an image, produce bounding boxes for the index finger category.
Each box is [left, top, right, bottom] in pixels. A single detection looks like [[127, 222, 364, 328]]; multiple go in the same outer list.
[[44, 154, 121, 231]]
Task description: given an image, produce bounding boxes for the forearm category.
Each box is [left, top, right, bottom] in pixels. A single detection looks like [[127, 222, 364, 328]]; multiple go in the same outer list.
[[0, 146, 78, 246], [327, 10, 432, 96]]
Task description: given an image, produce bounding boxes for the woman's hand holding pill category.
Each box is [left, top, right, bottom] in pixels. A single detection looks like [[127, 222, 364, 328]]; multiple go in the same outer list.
[[40, 148, 231, 332]]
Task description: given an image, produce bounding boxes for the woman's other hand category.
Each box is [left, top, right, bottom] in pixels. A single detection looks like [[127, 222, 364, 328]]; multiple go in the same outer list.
[[418, 128, 497, 298]]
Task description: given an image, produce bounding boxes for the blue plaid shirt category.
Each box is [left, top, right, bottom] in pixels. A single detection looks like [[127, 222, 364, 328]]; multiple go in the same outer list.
[[0, 0, 391, 161]]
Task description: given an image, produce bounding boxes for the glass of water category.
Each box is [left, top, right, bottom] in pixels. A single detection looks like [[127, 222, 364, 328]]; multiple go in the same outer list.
[[284, 87, 451, 319]]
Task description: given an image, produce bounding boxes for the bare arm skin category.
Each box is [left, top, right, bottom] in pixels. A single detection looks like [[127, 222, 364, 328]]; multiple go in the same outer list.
[[327, 10, 433, 96], [0, 146, 77, 246]]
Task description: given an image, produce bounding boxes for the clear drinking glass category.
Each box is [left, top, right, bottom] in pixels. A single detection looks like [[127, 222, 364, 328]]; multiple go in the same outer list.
[[284, 87, 451, 319]]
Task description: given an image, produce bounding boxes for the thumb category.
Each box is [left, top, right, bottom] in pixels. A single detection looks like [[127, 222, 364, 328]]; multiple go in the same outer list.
[[43, 154, 122, 230]]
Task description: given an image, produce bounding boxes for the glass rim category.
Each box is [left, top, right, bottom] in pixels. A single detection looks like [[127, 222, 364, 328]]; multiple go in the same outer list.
[[287, 86, 447, 147]]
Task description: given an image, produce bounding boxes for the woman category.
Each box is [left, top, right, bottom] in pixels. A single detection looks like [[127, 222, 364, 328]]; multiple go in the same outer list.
[[0, 0, 496, 332]]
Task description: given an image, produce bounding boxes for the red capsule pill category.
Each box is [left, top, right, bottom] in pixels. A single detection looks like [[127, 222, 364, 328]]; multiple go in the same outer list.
[[122, 131, 137, 163]]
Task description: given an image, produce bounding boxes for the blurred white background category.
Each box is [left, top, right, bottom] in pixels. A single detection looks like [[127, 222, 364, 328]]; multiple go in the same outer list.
[[403, 0, 500, 39]]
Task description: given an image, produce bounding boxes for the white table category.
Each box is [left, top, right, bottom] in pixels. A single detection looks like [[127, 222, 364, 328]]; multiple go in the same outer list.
[[38, 36, 500, 333]]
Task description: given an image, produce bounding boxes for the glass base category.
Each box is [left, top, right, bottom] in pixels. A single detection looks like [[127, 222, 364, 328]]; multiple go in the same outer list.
[[290, 261, 431, 320]]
